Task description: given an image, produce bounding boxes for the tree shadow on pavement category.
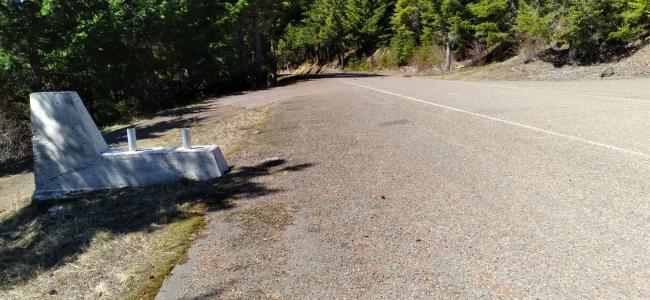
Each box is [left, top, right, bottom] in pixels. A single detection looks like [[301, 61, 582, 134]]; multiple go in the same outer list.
[[0, 158, 313, 288], [275, 72, 383, 87]]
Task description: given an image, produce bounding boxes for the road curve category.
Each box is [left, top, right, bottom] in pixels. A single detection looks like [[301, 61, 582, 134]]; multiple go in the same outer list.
[[158, 75, 650, 298]]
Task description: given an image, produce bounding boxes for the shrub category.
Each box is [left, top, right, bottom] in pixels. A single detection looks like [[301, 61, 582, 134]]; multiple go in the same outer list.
[[345, 56, 373, 71], [519, 39, 545, 63], [0, 103, 31, 165], [411, 45, 446, 71], [372, 47, 398, 69], [466, 41, 488, 66], [390, 32, 417, 66]]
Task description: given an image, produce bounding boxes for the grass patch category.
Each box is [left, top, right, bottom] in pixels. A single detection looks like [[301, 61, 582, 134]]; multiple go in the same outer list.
[[122, 203, 206, 300], [193, 107, 271, 158], [0, 184, 222, 299], [119, 106, 271, 158], [0, 105, 272, 299]]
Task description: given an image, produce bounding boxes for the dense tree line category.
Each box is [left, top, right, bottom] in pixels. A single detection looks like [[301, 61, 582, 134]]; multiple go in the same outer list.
[[0, 0, 305, 163], [278, 0, 650, 67], [1, 0, 649, 163]]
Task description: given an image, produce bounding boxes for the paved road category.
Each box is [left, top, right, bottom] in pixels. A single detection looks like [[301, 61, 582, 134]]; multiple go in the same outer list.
[[158, 75, 650, 298]]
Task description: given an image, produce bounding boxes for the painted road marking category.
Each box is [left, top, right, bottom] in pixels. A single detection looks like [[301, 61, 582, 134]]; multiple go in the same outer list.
[[342, 79, 649, 159]]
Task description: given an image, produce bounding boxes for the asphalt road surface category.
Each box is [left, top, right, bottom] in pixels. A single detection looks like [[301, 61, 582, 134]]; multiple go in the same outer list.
[[158, 75, 650, 299]]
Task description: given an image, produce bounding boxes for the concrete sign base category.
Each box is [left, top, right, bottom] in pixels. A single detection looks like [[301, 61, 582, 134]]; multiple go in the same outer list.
[[30, 92, 229, 201]]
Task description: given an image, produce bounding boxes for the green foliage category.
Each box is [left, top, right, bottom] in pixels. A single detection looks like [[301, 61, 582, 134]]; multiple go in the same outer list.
[[411, 44, 446, 69], [390, 31, 417, 65], [467, 0, 513, 45], [389, 0, 428, 65], [278, 0, 650, 67], [610, 0, 650, 42], [513, 0, 649, 62], [379, 48, 398, 68], [344, 56, 372, 71], [513, 0, 554, 43], [438, 0, 474, 49], [278, 0, 394, 67], [560, 0, 627, 62], [343, 0, 391, 46], [0, 0, 305, 163]]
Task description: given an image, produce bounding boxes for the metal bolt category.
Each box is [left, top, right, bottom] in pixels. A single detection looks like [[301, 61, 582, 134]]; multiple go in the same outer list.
[[182, 128, 191, 149], [127, 128, 137, 152]]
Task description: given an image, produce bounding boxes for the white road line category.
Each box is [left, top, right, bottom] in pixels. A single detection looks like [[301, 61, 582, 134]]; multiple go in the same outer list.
[[421, 78, 650, 104], [341, 79, 650, 159]]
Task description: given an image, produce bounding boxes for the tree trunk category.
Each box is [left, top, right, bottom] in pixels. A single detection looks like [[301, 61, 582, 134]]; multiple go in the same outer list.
[[27, 50, 44, 91], [26, 3, 44, 91], [326, 46, 330, 63], [253, 5, 264, 88], [270, 38, 277, 85], [444, 41, 452, 71], [237, 26, 247, 69]]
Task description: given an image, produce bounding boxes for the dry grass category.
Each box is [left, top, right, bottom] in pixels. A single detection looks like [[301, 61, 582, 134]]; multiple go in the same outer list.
[[466, 41, 488, 66], [0, 104, 271, 299], [519, 39, 545, 63], [134, 107, 270, 158], [0, 172, 33, 216], [122, 204, 207, 299], [0, 187, 207, 299], [411, 45, 446, 71], [433, 43, 650, 81], [0, 105, 32, 165]]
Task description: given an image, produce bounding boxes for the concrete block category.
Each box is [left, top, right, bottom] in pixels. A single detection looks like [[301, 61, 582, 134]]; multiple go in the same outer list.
[[30, 92, 230, 201]]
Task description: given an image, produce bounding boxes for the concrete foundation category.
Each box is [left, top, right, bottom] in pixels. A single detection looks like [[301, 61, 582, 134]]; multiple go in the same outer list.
[[30, 92, 229, 201]]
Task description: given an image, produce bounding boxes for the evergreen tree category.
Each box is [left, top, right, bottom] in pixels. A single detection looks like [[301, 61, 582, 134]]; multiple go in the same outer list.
[[390, 0, 423, 65], [342, 0, 392, 54], [467, 0, 515, 46], [611, 0, 650, 42], [561, 0, 625, 62], [434, 0, 474, 50], [513, 0, 555, 43]]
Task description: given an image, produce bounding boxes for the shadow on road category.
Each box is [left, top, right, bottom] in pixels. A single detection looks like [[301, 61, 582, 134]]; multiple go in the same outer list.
[[276, 72, 383, 87], [0, 158, 313, 287]]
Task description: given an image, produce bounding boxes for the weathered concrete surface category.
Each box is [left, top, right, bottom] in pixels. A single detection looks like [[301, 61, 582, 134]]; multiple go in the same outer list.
[[30, 92, 229, 201]]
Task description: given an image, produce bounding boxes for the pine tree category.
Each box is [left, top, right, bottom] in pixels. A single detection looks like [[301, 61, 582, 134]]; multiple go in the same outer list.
[[390, 0, 429, 65], [467, 0, 515, 46], [611, 0, 650, 42], [513, 0, 555, 43], [342, 0, 392, 54], [561, 0, 625, 62]]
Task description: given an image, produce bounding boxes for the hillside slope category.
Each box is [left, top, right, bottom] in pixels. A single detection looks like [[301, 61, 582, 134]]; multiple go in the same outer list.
[[436, 45, 650, 81]]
